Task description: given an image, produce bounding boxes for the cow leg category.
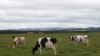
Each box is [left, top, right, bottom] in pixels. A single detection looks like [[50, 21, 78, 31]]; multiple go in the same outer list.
[[16, 42, 18, 46], [12, 44, 15, 48], [22, 41, 25, 45], [23, 41, 25, 44], [12, 42, 16, 48], [86, 39, 89, 46], [83, 39, 89, 46], [39, 46, 43, 56], [52, 45, 57, 56], [73, 41, 78, 45]]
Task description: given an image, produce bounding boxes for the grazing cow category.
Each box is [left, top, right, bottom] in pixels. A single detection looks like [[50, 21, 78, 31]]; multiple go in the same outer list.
[[32, 37, 57, 55], [69, 35, 89, 45], [12, 36, 25, 48]]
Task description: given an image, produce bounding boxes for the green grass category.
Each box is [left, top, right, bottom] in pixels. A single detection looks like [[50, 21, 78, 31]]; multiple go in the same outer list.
[[0, 32, 100, 56]]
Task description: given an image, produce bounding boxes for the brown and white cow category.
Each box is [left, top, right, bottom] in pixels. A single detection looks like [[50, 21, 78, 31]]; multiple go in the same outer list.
[[12, 36, 25, 48], [32, 37, 57, 55]]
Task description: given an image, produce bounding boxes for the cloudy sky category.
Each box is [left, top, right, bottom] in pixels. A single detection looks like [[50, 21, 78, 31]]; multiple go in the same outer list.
[[0, 0, 100, 30]]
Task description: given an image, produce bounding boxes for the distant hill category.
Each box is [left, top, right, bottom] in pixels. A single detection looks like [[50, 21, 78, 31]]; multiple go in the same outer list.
[[0, 27, 100, 34], [1, 27, 100, 32]]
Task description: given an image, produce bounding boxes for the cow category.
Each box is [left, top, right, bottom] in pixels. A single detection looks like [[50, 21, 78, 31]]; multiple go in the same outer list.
[[69, 35, 89, 45], [12, 36, 25, 48], [32, 37, 57, 56]]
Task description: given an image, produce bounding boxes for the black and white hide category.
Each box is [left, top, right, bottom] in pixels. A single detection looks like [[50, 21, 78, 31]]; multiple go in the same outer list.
[[69, 35, 89, 45], [12, 36, 25, 48], [32, 37, 57, 55]]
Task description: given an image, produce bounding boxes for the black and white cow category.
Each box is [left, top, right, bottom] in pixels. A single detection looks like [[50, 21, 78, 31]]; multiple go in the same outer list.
[[32, 37, 57, 55], [69, 35, 89, 45]]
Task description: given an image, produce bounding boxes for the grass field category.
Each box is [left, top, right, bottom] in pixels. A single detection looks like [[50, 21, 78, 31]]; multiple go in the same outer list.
[[0, 32, 100, 56]]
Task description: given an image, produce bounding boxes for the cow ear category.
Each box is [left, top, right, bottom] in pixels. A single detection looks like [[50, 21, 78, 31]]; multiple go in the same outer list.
[[12, 36, 15, 39]]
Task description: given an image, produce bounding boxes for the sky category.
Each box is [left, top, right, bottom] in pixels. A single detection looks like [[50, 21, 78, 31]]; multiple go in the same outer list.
[[0, 0, 100, 30]]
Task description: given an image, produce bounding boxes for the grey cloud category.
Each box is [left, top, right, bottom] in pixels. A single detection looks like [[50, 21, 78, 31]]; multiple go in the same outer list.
[[0, 9, 100, 24], [0, 0, 100, 10], [0, 0, 100, 29]]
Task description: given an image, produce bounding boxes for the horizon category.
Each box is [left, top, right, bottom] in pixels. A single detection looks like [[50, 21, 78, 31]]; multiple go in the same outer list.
[[0, 26, 100, 30]]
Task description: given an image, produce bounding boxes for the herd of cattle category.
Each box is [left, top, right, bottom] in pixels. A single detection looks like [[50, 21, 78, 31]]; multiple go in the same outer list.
[[12, 35, 89, 55]]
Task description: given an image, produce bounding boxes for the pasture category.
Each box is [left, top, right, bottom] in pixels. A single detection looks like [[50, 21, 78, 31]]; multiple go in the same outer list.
[[0, 32, 100, 56]]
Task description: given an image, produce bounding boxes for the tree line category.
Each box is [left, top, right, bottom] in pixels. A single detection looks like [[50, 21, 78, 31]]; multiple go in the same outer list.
[[0, 30, 90, 34]]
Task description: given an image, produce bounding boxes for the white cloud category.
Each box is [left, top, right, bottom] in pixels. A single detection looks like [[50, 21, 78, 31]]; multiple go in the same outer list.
[[0, 22, 59, 30]]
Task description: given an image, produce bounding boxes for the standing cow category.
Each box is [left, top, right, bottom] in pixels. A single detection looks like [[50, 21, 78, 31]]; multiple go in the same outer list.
[[32, 37, 57, 55], [12, 36, 25, 48], [69, 35, 89, 45]]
